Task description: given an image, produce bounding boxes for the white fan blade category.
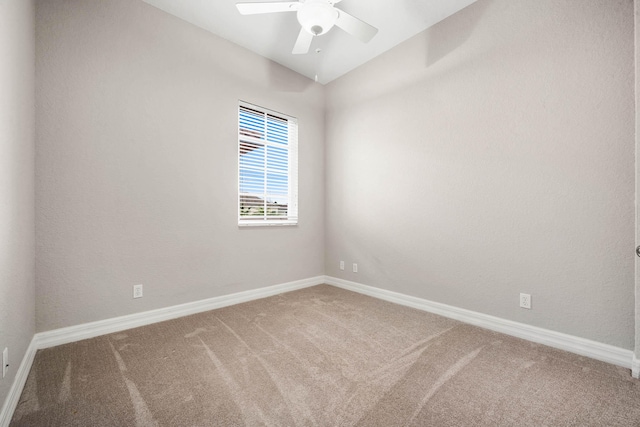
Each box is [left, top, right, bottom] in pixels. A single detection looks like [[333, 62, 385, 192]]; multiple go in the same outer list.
[[292, 28, 313, 54], [236, 1, 300, 15], [335, 9, 377, 43]]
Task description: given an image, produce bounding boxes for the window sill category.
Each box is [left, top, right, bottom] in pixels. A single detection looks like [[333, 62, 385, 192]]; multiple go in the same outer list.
[[238, 221, 298, 227]]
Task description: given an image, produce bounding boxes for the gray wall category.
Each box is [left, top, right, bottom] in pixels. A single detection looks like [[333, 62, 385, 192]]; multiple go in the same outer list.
[[35, 0, 325, 331], [0, 0, 36, 406], [31, 0, 638, 350], [325, 0, 635, 349], [635, 0, 640, 362]]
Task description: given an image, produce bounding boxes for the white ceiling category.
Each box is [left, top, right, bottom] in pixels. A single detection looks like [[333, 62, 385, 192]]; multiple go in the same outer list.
[[141, 0, 478, 84]]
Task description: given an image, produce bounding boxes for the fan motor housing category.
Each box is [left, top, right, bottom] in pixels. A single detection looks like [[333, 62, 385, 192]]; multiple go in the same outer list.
[[297, 0, 339, 36]]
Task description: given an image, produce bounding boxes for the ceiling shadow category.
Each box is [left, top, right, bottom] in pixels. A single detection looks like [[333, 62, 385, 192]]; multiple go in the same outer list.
[[418, 0, 493, 68], [267, 59, 316, 92]]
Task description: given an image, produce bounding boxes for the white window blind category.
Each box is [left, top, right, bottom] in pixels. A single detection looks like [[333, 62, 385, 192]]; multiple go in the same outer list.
[[238, 102, 298, 226]]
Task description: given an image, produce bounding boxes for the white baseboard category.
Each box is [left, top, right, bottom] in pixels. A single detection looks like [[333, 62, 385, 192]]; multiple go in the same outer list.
[[0, 276, 324, 427], [0, 337, 38, 427], [36, 276, 324, 350], [324, 276, 634, 370], [1, 274, 635, 426]]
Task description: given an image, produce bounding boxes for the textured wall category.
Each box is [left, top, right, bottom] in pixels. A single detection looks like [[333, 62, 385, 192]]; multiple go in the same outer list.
[[325, 0, 635, 349], [0, 0, 36, 407], [635, 0, 640, 361], [35, 0, 325, 331]]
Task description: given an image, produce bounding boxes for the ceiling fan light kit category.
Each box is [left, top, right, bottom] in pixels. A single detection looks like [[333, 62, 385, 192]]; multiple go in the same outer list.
[[297, 0, 338, 36], [236, 0, 378, 55]]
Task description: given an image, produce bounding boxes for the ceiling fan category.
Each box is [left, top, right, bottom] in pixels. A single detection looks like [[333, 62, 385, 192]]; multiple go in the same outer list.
[[236, 0, 378, 55]]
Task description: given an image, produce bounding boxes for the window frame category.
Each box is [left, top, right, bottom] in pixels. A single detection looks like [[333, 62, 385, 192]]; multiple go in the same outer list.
[[237, 101, 298, 227]]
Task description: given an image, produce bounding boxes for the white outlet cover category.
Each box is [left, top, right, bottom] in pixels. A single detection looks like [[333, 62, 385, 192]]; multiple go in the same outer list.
[[133, 284, 143, 299], [520, 293, 531, 309], [353, 263, 358, 273], [339, 261, 344, 271]]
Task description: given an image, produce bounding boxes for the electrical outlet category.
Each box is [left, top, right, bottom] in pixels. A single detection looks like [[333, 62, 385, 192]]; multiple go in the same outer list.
[[352, 263, 358, 273], [3, 347, 8, 378], [340, 261, 344, 271], [133, 284, 143, 299], [520, 293, 531, 309]]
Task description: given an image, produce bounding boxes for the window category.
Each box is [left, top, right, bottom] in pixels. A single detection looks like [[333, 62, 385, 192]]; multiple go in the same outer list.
[[238, 102, 298, 226]]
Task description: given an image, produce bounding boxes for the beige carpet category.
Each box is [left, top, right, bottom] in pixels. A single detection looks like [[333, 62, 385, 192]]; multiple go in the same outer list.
[[10, 285, 640, 426]]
